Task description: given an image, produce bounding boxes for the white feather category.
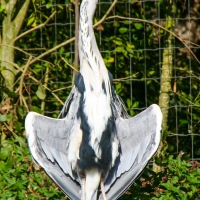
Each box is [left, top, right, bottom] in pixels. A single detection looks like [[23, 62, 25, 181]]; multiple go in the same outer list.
[[83, 90, 112, 159], [85, 168, 101, 200]]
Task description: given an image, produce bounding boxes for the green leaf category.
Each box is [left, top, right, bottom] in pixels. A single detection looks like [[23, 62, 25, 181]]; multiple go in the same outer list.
[[148, 70, 156, 75], [119, 27, 128, 33], [171, 176, 179, 184], [132, 101, 139, 108], [0, 145, 12, 160], [0, 4, 5, 12], [134, 23, 143, 30], [36, 83, 46, 100], [46, 2, 53, 9], [13, 132, 26, 148], [0, 115, 8, 122], [179, 119, 188, 125], [27, 15, 35, 26], [115, 46, 125, 52], [126, 98, 131, 108], [113, 40, 123, 46]]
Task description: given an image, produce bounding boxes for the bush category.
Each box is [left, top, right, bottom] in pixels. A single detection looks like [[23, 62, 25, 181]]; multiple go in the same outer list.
[[121, 155, 200, 200], [0, 131, 66, 200], [153, 156, 200, 200]]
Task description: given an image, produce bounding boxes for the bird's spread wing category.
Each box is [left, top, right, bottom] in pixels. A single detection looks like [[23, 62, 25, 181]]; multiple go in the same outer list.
[[102, 104, 162, 200], [25, 87, 82, 200], [26, 84, 162, 200]]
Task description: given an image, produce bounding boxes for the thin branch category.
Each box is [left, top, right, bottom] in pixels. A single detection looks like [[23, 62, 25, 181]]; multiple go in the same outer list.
[[182, 40, 200, 47], [43, 85, 64, 105], [61, 57, 79, 72], [28, 37, 75, 66], [0, 44, 56, 79], [93, 0, 118, 29], [14, 11, 57, 42], [41, 66, 50, 113], [0, 43, 35, 58], [19, 56, 32, 111], [175, 92, 196, 105], [13, 60, 64, 105], [106, 15, 200, 65], [113, 72, 139, 82], [0, 59, 21, 72], [52, 85, 72, 93]]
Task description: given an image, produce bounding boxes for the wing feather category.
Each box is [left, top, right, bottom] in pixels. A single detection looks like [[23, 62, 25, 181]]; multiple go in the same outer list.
[[25, 84, 161, 200], [40, 140, 54, 162], [103, 104, 162, 199], [25, 87, 82, 200], [25, 112, 75, 175]]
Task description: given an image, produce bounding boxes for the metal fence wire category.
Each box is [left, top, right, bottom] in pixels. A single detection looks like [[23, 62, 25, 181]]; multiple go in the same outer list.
[[38, 0, 200, 161]]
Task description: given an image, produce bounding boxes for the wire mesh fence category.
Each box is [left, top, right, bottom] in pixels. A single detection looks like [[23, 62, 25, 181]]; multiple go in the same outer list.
[[36, 0, 200, 161]]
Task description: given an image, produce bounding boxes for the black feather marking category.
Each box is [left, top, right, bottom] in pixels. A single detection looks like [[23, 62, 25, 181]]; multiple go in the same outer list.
[[77, 95, 115, 175], [102, 80, 107, 95], [88, 60, 93, 70], [94, 56, 97, 65], [108, 71, 113, 83], [75, 72, 85, 93]]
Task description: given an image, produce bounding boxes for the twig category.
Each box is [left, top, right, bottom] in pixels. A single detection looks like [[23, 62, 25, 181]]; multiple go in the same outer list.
[[93, 0, 118, 29], [0, 44, 52, 75], [19, 56, 32, 112], [13, 60, 64, 105], [0, 59, 20, 72], [61, 57, 79, 72], [113, 72, 139, 82], [175, 92, 195, 105], [0, 44, 34, 60], [28, 37, 75, 66], [52, 85, 72, 93], [41, 66, 50, 113], [14, 11, 57, 42], [43, 85, 64, 105], [182, 40, 200, 47]]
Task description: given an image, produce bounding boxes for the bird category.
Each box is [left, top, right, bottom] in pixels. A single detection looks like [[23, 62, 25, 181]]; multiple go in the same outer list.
[[25, 0, 162, 199]]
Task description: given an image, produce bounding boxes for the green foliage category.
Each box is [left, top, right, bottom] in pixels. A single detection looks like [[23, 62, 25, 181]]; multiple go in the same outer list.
[[153, 156, 200, 200], [0, 123, 66, 199], [0, 3, 6, 21], [119, 156, 200, 200]]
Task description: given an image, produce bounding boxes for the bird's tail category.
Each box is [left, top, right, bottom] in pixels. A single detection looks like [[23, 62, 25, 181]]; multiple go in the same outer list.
[[85, 169, 101, 200]]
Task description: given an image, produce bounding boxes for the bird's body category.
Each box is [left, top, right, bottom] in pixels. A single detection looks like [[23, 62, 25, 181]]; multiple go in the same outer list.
[[70, 0, 119, 198], [25, 0, 162, 199]]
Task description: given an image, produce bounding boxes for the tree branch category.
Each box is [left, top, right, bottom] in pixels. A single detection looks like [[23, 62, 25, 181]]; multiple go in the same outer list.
[[93, 0, 118, 29], [12, 0, 31, 38], [12, 58, 64, 105], [14, 11, 57, 42], [19, 56, 32, 112], [0, 44, 53, 74], [61, 57, 78, 72]]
